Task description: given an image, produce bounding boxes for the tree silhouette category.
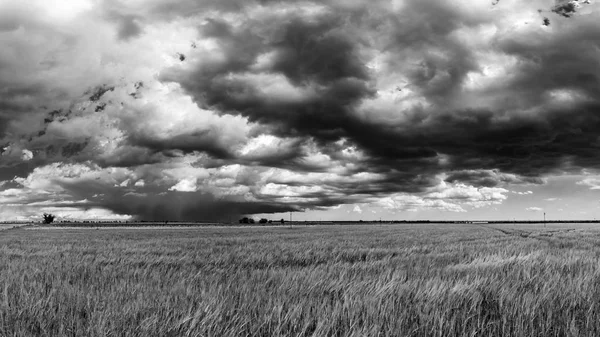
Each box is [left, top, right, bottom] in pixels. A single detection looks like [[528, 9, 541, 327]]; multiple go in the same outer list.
[[43, 213, 55, 224]]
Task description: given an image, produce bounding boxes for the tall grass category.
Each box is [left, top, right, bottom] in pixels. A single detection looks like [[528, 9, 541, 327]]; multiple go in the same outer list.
[[1, 223, 600, 336]]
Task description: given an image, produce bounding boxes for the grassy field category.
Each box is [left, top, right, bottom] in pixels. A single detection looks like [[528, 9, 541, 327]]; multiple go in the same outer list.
[[2, 223, 600, 336]]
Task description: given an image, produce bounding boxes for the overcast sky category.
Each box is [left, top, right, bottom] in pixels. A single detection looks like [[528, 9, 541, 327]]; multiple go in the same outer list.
[[1, 0, 599, 222]]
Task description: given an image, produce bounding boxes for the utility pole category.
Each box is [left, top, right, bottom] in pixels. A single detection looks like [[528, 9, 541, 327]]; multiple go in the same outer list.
[[289, 211, 292, 229], [544, 212, 546, 228]]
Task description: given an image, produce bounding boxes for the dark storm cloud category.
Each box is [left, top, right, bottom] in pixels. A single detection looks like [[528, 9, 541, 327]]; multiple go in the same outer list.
[[163, 13, 375, 144], [154, 1, 467, 192], [129, 129, 236, 160], [101, 192, 300, 221], [57, 178, 300, 221], [496, 20, 600, 106], [416, 10, 600, 176], [94, 147, 167, 168], [163, 0, 600, 189], [356, 101, 600, 181], [384, 0, 485, 103]]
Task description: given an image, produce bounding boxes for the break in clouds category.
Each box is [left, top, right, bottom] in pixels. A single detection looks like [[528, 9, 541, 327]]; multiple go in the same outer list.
[[0, 0, 598, 221]]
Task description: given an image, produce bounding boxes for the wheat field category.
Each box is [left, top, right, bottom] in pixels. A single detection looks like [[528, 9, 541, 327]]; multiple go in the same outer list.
[[1, 223, 600, 336]]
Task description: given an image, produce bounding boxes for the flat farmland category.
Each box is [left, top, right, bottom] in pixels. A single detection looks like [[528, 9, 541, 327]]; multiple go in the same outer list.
[[2, 223, 600, 336]]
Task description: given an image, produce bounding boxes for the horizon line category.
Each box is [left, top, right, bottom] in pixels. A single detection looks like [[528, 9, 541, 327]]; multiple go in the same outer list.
[[4, 219, 600, 224]]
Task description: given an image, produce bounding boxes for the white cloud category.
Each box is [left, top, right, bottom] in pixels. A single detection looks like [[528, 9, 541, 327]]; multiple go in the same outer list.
[[168, 178, 197, 192], [14, 162, 132, 191], [426, 182, 508, 208], [371, 180, 510, 214], [526, 207, 544, 212], [21, 149, 33, 161], [260, 183, 323, 198]]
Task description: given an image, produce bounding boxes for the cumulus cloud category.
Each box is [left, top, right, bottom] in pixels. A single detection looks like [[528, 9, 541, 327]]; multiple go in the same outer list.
[[426, 183, 509, 208], [0, 0, 598, 220], [577, 177, 600, 190]]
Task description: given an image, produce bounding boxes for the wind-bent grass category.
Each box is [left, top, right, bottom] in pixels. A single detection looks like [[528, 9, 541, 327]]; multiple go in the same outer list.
[[2, 223, 600, 336]]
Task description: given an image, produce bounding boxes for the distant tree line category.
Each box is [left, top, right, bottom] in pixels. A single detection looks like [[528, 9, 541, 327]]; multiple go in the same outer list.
[[38, 213, 289, 226], [239, 217, 285, 225]]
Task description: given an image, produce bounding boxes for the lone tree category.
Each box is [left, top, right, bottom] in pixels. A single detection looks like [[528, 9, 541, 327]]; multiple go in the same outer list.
[[43, 213, 55, 224]]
